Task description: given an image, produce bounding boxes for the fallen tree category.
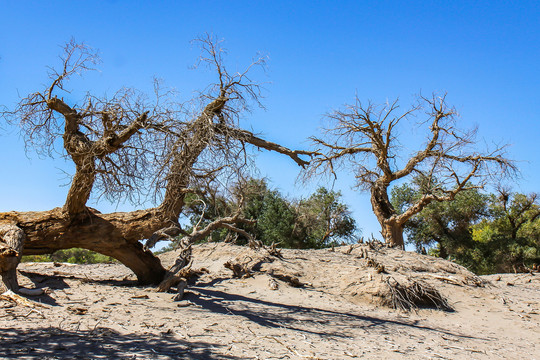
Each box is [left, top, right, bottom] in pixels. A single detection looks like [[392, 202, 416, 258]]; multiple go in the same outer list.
[[0, 36, 309, 292]]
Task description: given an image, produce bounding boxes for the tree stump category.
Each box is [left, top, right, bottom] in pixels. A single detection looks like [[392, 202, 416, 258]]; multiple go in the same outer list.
[[0, 223, 26, 292]]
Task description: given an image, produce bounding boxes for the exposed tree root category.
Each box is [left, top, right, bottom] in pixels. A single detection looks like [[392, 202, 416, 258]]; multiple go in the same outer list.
[[224, 259, 254, 278], [268, 271, 303, 288], [385, 277, 453, 312]]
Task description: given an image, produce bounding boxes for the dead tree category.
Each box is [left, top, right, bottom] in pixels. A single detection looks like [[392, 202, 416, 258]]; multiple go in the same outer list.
[[307, 94, 515, 248], [0, 36, 309, 292]]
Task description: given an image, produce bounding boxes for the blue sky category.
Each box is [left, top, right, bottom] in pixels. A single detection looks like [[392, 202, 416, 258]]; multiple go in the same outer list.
[[1, 1, 539, 240]]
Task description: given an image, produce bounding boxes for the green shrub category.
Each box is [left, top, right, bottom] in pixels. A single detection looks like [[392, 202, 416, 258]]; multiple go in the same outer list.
[[22, 248, 116, 264]]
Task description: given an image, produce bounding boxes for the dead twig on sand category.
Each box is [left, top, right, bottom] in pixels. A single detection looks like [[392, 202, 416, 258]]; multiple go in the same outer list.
[[224, 259, 253, 278], [265, 335, 319, 359], [0, 290, 51, 309]]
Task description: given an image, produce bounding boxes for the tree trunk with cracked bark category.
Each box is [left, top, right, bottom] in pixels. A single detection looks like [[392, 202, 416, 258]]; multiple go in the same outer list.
[[371, 183, 405, 248], [0, 223, 26, 292], [382, 221, 405, 249], [0, 209, 167, 285]]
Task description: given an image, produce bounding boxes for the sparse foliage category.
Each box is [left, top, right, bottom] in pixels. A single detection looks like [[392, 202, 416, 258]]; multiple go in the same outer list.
[[0, 36, 309, 293], [307, 94, 515, 247]]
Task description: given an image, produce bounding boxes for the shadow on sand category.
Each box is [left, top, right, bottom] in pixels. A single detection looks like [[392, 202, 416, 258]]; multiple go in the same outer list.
[[189, 286, 488, 341], [0, 326, 242, 360]]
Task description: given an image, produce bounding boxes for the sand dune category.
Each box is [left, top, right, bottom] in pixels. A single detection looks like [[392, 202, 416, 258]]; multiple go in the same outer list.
[[1, 243, 538, 359]]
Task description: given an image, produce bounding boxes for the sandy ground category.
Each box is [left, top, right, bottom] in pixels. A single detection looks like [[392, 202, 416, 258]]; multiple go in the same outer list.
[[1, 243, 538, 359]]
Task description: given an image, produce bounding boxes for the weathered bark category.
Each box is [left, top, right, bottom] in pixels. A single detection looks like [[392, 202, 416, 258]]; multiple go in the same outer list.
[[382, 220, 404, 249], [370, 183, 394, 221], [370, 181, 405, 248], [47, 97, 150, 218], [214, 125, 310, 168], [0, 223, 26, 292], [63, 161, 96, 215], [156, 238, 192, 293], [0, 208, 167, 285], [47, 97, 97, 215], [159, 98, 226, 221]]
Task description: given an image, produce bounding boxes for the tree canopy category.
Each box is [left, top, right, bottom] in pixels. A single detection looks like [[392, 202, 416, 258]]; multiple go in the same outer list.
[[171, 178, 358, 250], [392, 181, 540, 274]]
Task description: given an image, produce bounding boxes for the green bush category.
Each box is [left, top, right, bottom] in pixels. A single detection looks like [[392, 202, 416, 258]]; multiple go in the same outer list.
[[163, 178, 359, 251], [22, 248, 116, 264]]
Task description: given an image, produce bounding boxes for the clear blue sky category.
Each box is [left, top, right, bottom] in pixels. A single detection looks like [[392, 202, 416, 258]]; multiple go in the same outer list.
[[1, 1, 539, 240]]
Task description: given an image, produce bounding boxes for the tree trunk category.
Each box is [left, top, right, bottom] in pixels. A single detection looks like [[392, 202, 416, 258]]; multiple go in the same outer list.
[[382, 220, 405, 249], [107, 242, 165, 284], [0, 223, 26, 292], [438, 242, 448, 259], [370, 182, 404, 248], [0, 208, 167, 286]]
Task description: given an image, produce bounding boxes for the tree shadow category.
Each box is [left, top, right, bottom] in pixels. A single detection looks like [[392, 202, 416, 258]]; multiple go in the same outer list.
[[16, 270, 74, 306], [19, 268, 140, 286], [194, 276, 233, 288], [19, 270, 71, 290], [189, 287, 489, 340], [0, 327, 242, 360]]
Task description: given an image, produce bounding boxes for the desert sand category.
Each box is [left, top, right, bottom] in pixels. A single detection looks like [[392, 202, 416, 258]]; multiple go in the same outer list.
[[1, 243, 538, 359]]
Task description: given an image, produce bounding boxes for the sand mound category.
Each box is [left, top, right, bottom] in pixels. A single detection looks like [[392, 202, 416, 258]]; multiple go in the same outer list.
[[161, 242, 484, 311]]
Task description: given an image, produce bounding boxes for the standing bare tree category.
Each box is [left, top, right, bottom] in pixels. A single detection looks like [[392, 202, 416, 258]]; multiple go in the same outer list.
[[308, 94, 515, 248], [0, 36, 309, 293]]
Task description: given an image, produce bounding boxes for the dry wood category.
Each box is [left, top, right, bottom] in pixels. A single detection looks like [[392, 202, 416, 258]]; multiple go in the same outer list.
[[268, 271, 303, 288], [224, 260, 253, 278], [172, 279, 188, 301], [1, 36, 310, 290], [385, 277, 452, 311], [0, 223, 26, 292], [264, 242, 283, 259], [0, 290, 51, 309], [425, 273, 465, 286]]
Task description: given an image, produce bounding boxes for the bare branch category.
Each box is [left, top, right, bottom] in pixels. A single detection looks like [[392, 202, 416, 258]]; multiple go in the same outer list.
[[1, 36, 314, 288], [214, 124, 311, 167], [306, 93, 515, 246]]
